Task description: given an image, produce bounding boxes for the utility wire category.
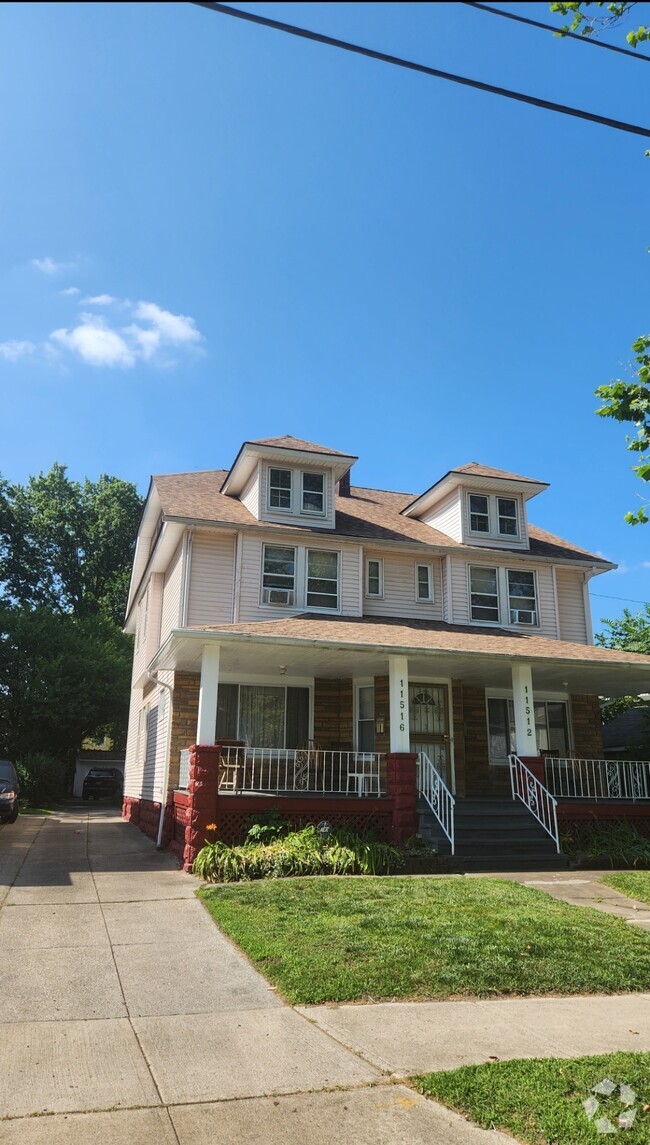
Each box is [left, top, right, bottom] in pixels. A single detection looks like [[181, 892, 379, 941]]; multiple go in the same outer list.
[[190, 2, 650, 138], [462, 1, 650, 64], [591, 593, 650, 605]]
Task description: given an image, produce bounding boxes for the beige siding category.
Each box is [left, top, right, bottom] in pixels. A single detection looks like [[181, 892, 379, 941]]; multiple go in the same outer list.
[[556, 568, 588, 643], [123, 685, 144, 798], [131, 574, 163, 683], [160, 544, 183, 644], [450, 556, 470, 623], [421, 490, 462, 542], [363, 551, 443, 620], [241, 467, 260, 518], [187, 530, 236, 626], [237, 532, 361, 621]]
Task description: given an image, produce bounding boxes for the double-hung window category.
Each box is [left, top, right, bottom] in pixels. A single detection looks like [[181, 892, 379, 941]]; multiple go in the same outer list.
[[469, 566, 499, 622], [262, 545, 295, 605], [306, 549, 339, 609], [469, 494, 490, 533], [302, 472, 325, 514], [467, 492, 520, 540], [508, 569, 537, 625], [416, 563, 434, 602], [268, 468, 292, 510], [366, 558, 383, 598]]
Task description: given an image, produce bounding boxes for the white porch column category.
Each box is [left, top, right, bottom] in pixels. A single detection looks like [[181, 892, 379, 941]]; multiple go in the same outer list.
[[388, 655, 410, 753], [511, 663, 537, 756], [196, 643, 220, 745]]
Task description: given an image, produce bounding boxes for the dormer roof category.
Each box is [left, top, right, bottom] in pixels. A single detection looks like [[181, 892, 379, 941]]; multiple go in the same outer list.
[[220, 436, 357, 496], [401, 462, 549, 519]]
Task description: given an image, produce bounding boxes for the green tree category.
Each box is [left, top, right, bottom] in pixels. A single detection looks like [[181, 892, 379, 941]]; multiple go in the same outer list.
[[0, 464, 142, 625], [0, 467, 142, 778], [596, 605, 650, 723], [550, 3, 650, 521]]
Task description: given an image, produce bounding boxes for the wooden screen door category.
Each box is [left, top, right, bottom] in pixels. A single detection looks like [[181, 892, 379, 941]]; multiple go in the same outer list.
[[409, 683, 451, 786]]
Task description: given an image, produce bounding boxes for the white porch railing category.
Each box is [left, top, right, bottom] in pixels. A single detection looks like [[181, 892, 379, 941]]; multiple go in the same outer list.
[[218, 747, 384, 796], [417, 751, 455, 854], [178, 748, 190, 791], [545, 757, 650, 802], [509, 754, 560, 852]]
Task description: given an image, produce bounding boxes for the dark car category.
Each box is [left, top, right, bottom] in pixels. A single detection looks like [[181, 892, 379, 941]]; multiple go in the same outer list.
[[0, 760, 19, 824], [82, 768, 123, 802]]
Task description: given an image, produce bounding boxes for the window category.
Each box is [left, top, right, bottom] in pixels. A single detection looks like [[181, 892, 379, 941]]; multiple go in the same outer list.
[[268, 468, 292, 510], [469, 565, 499, 622], [306, 549, 338, 609], [302, 472, 325, 514], [498, 498, 518, 536], [416, 563, 434, 602], [262, 545, 295, 605], [366, 558, 383, 597], [469, 494, 490, 533], [487, 697, 569, 762], [216, 683, 310, 749], [357, 684, 375, 751], [467, 492, 521, 540], [508, 569, 537, 625]]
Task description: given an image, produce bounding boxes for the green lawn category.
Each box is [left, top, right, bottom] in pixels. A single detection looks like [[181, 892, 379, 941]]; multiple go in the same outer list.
[[601, 871, 650, 904], [414, 1052, 650, 1144], [197, 876, 650, 1004]]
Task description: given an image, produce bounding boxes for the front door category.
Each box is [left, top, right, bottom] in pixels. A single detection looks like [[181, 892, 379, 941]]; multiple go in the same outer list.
[[409, 683, 451, 787]]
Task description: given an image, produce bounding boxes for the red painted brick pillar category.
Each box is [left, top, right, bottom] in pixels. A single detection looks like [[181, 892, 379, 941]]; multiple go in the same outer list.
[[183, 744, 220, 872], [520, 756, 546, 785], [122, 796, 140, 825], [386, 752, 418, 844]]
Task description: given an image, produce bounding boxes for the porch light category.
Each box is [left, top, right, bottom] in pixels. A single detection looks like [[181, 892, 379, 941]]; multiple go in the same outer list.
[[375, 711, 386, 736]]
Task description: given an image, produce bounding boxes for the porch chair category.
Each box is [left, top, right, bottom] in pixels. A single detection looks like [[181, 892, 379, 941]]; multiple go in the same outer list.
[[346, 753, 380, 797]]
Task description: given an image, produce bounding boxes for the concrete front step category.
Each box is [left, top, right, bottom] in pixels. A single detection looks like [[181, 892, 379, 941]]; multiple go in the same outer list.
[[418, 795, 568, 871]]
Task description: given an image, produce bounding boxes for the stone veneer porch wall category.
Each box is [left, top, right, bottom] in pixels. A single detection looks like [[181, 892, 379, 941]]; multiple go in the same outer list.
[[570, 694, 605, 759]]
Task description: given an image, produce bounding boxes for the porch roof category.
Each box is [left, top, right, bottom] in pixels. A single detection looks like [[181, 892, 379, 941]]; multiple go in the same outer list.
[[149, 613, 650, 696]]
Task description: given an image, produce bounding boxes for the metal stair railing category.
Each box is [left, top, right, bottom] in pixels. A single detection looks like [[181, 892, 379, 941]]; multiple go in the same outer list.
[[417, 751, 455, 855], [509, 754, 560, 853]]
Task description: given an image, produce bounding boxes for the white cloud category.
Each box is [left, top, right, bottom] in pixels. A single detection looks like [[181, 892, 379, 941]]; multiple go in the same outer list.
[[61, 286, 80, 297], [32, 256, 74, 275], [82, 294, 115, 306], [0, 340, 35, 361], [50, 316, 135, 368], [133, 300, 202, 346], [122, 323, 160, 361]]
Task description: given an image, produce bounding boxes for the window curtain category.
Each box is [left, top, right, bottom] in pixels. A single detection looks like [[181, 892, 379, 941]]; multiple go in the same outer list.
[[238, 686, 285, 748]]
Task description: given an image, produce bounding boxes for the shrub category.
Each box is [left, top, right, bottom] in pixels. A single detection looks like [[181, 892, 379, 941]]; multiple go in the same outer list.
[[561, 820, 650, 867], [193, 823, 403, 882], [16, 752, 68, 806]]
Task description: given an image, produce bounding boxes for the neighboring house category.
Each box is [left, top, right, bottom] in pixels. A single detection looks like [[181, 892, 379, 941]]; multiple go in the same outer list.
[[122, 436, 650, 869], [603, 703, 650, 761]]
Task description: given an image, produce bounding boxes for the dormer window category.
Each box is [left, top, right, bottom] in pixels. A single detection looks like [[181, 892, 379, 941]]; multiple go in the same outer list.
[[302, 472, 325, 515], [467, 492, 520, 540], [269, 468, 292, 510]]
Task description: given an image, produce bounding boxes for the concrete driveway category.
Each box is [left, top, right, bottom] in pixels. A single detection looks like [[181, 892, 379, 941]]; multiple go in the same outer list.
[[0, 808, 513, 1144]]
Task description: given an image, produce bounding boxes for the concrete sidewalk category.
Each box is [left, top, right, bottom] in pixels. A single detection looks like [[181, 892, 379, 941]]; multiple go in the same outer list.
[[488, 869, 650, 930], [0, 809, 514, 1144]]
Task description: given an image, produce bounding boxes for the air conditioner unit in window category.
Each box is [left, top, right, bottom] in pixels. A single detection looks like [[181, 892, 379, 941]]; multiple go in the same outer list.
[[263, 588, 294, 606], [510, 608, 537, 625]]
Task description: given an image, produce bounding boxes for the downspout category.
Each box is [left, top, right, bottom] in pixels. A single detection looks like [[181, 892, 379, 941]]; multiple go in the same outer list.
[[148, 669, 174, 850]]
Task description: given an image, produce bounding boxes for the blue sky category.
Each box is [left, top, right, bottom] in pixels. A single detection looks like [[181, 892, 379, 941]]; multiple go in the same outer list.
[[0, 1, 648, 632]]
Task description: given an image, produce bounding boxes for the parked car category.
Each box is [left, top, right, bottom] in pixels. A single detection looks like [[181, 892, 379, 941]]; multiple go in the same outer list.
[[82, 768, 123, 802], [0, 760, 19, 824]]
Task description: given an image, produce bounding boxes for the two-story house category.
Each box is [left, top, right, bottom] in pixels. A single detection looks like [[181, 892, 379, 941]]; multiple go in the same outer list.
[[122, 436, 650, 869]]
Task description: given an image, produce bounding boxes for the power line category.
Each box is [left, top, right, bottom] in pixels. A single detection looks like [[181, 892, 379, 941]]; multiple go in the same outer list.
[[462, 1, 650, 64], [190, 2, 650, 138], [591, 592, 650, 605]]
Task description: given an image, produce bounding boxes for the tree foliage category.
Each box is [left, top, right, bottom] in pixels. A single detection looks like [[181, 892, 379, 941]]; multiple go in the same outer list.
[[596, 605, 650, 723], [0, 467, 142, 770], [550, 2, 649, 47], [0, 464, 142, 625]]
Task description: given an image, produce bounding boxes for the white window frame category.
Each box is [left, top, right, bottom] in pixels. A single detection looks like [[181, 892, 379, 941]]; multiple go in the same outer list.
[[497, 496, 518, 538], [466, 491, 521, 541], [301, 471, 326, 517], [261, 543, 297, 606], [267, 467, 293, 512], [354, 679, 376, 752], [415, 562, 434, 603], [260, 544, 341, 612], [365, 557, 383, 598], [467, 564, 540, 628]]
